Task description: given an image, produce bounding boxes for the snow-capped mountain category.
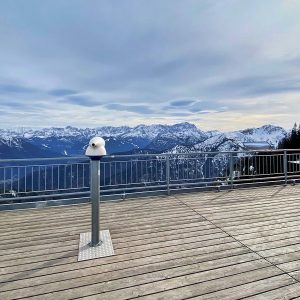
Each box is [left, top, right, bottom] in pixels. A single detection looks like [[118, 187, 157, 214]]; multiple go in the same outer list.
[[146, 123, 208, 151], [0, 136, 59, 159], [0, 123, 287, 159], [170, 125, 287, 155], [239, 125, 286, 147]]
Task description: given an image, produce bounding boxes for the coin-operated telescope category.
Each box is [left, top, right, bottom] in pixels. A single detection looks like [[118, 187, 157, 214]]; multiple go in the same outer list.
[[85, 137, 106, 246]]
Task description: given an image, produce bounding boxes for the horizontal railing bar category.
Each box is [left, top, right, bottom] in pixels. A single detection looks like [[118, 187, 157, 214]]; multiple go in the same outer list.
[[0, 156, 89, 163], [0, 191, 90, 203], [1, 148, 299, 163]]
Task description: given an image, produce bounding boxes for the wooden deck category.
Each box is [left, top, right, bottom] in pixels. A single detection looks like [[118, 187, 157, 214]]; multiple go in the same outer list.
[[1, 185, 300, 299]]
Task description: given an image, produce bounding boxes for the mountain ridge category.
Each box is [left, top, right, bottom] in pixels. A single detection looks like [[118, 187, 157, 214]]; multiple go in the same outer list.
[[0, 122, 287, 159]]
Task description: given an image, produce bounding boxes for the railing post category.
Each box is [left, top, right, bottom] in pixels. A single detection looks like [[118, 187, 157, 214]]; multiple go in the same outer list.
[[230, 153, 234, 189], [284, 150, 288, 185], [166, 154, 170, 195], [90, 158, 101, 246]]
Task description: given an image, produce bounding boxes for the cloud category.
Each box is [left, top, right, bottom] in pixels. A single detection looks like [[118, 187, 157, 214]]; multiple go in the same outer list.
[[0, 99, 28, 108], [208, 75, 300, 99], [105, 103, 155, 114], [0, 83, 37, 94], [169, 99, 196, 107], [0, 0, 300, 129], [48, 89, 77, 97], [63, 95, 101, 106]]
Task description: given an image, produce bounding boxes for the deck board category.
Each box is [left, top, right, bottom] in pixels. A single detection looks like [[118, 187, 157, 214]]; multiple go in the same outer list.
[[1, 185, 300, 299]]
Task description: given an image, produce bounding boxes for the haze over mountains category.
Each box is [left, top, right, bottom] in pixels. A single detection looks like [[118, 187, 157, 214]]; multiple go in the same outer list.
[[0, 123, 287, 159]]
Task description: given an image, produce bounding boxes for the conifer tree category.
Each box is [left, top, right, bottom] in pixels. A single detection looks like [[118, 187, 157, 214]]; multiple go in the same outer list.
[[278, 123, 300, 149]]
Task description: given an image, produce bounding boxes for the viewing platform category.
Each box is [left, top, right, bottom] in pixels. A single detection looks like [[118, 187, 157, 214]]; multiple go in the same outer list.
[[2, 185, 300, 299]]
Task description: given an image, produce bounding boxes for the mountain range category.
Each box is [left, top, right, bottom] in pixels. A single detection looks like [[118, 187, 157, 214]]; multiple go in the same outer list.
[[0, 123, 287, 159]]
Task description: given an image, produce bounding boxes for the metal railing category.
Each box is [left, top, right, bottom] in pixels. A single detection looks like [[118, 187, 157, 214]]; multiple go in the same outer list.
[[0, 149, 300, 208]]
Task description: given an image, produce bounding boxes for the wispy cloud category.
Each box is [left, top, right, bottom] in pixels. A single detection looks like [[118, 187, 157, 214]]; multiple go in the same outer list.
[[105, 103, 155, 114], [48, 89, 77, 97], [63, 95, 101, 106], [169, 99, 196, 107]]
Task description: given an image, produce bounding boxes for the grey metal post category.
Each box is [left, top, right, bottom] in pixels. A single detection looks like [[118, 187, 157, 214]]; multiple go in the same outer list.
[[230, 153, 234, 188], [166, 154, 170, 195], [90, 158, 101, 246], [284, 150, 288, 185]]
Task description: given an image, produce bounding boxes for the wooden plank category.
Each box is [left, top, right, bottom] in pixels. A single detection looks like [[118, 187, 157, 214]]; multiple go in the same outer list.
[[209, 211, 300, 228], [0, 253, 260, 299], [193, 196, 300, 216], [0, 209, 199, 235], [192, 191, 300, 208], [244, 282, 300, 300], [223, 219, 300, 236], [258, 244, 300, 258], [11, 261, 274, 300], [221, 215, 300, 232], [0, 248, 253, 292], [0, 204, 191, 229], [0, 235, 235, 268], [78, 265, 281, 300], [193, 275, 295, 300], [0, 196, 176, 220], [0, 224, 220, 253], [0, 214, 204, 238], [0, 244, 246, 284], [0, 231, 228, 263], [280, 261, 300, 273], [202, 205, 300, 223], [178, 189, 300, 211], [267, 251, 300, 265], [245, 236, 300, 252], [234, 225, 300, 241], [0, 217, 211, 242], [0, 240, 242, 276], [289, 270, 300, 281]]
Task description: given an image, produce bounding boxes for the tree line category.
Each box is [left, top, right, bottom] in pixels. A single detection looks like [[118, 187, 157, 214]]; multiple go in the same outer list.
[[278, 123, 300, 149]]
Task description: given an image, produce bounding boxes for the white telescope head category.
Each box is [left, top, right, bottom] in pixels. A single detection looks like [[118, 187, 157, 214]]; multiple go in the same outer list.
[[85, 137, 107, 159]]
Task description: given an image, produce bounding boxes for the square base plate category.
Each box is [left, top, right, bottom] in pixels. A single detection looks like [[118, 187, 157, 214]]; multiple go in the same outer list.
[[78, 230, 114, 261]]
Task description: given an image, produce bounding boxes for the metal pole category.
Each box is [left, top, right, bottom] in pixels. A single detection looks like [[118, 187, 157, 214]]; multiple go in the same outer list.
[[166, 154, 170, 195], [230, 153, 234, 189], [284, 150, 288, 185], [90, 158, 101, 246]]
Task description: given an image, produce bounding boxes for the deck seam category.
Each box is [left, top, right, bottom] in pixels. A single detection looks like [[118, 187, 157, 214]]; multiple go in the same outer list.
[[173, 194, 300, 285]]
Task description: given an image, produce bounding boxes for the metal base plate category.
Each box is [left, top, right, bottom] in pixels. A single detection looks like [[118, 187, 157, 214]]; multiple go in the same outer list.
[[78, 230, 114, 261]]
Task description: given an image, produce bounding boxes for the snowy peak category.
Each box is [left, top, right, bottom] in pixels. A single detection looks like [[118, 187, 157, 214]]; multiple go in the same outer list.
[[119, 122, 207, 141], [0, 122, 288, 158], [121, 124, 166, 139], [169, 124, 287, 154], [238, 124, 287, 147]]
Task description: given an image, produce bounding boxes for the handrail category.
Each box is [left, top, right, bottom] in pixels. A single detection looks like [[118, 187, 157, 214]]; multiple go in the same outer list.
[[1, 148, 299, 163], [0, 149, 299, 210]]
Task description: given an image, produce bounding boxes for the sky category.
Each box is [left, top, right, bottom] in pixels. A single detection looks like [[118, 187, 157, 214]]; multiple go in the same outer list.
[[0, 0, 300, 131]]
